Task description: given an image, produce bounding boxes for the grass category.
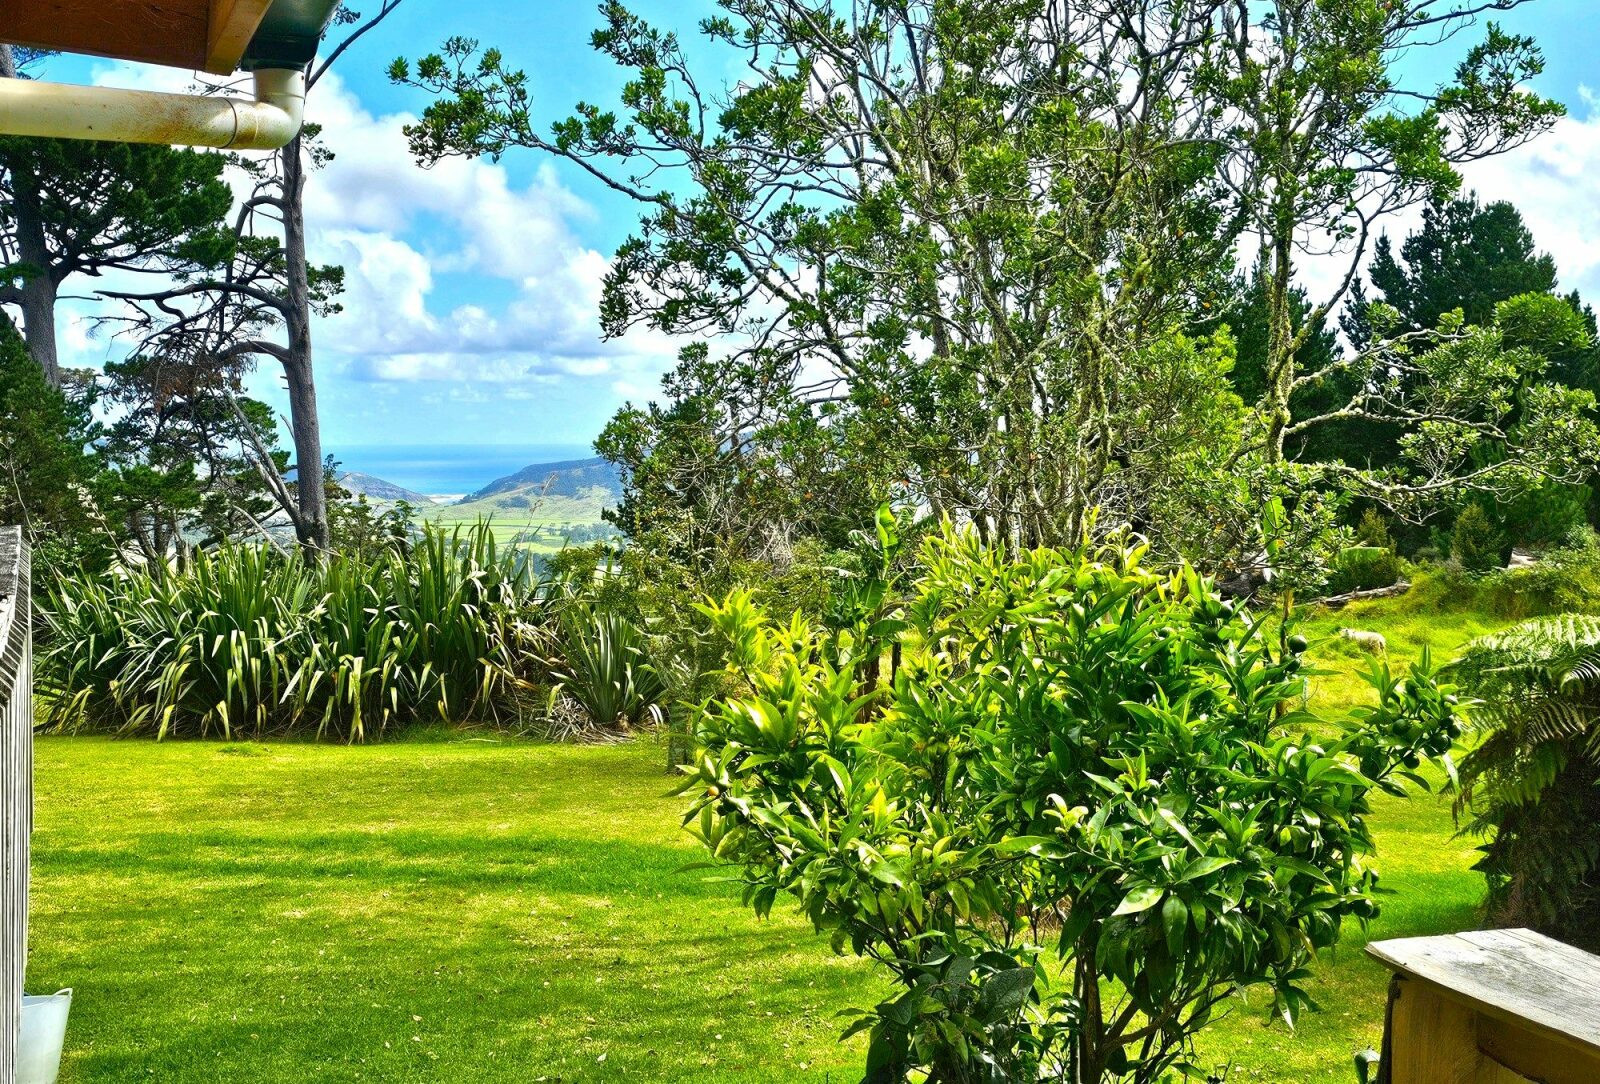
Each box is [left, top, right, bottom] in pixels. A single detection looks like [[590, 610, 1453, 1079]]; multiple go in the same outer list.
[[1297, 571, 1518, 710], [26, 578, 1514, 1083], [29, 738, 878, 1082], [30, 743, 1476, 1083]]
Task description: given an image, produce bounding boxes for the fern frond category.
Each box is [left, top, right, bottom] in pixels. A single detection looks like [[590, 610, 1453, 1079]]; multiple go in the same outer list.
[[1525, 698, 1600, 746]]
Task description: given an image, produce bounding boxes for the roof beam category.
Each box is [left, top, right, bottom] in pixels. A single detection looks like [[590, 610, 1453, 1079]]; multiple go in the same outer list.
[[206, 0, 275, 74], [0, 1, 210, 71]]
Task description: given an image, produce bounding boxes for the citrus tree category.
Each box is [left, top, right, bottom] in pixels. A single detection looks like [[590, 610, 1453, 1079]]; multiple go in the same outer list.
[[683, 524, 1461, 1082]]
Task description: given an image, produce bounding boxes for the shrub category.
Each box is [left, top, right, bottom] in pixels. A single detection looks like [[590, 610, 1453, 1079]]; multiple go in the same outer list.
[[684, 524, 1461, 1083], [0, 325, 113, 580], [1448, 615, 1600, 947], [1450, 504, 1506, 573], [327, 485, 415, 562], [1353, 507, 1394, 550], [546, 595, 665, 731], [1313, 510, 1404, 597], [38, 523, 547, 740], [1323, 546, 1405, 595], [1479, 529, 1600, 618]]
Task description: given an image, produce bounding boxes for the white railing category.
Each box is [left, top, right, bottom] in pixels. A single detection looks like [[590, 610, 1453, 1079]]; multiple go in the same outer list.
[[0, 528, 31, 1084]]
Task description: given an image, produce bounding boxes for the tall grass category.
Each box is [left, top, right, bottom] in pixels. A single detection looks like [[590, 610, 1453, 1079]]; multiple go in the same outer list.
[[38, 524, 549, 741]]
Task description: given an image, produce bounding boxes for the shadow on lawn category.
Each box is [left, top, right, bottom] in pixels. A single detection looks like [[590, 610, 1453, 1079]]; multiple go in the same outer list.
[[33, 827, 879, 1082], [39, 830, 722, 896]]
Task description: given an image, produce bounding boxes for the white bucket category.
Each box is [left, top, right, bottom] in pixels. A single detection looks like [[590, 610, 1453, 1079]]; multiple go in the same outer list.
[[17, 989, 72, 1084]]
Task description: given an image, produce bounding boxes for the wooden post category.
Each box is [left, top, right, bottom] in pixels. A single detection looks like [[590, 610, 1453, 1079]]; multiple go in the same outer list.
[[0, 527, 31, 1084], [1368, 929, 1600, 1084]]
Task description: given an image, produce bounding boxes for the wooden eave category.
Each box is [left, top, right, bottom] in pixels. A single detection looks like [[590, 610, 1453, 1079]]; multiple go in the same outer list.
[[0, 0, 275, 75]]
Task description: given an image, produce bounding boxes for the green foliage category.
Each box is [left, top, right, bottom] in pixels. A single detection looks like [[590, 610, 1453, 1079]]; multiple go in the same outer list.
[[594, 344, 891, 564], [1493, 479, 1591, 549], [0, 325, 111, 575], [546, 591, 665, 732], [1325, 548, 1405, 597], [1346, 197, 1600, 507], [1448, 615, 1600, 946], [1213, 277, 1372, 466], [97, 354, 284, 561], [38, 524, 546, 741], [327, 470, 416, 563], [1354, 509, 1395, 551], [1365, 197, 1559, 335], [1450, 504, 1506, 574], [1244, 484, 1351, 605], [393, 8, 1250, 562], [394, 4, 1587, 594], [684, 523, 1462, 1083], [0, 137, 234, 277], [0, 134, 237, 390], [1216, 4, 1561, 490], [1479, 530, 1600, 618], [1322, 511, 1405, 595]]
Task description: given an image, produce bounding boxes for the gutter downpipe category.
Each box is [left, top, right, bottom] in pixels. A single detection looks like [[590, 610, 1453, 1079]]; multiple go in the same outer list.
[[0, 68, 305, 150]]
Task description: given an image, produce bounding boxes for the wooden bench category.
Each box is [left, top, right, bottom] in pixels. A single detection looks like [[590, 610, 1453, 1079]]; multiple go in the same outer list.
[[1367, 928, 1600, 1084]]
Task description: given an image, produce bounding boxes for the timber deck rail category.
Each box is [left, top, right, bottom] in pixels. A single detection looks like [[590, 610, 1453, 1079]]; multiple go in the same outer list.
[[1368, 928, 1600, 1083], [0, 528, 31, 1084]]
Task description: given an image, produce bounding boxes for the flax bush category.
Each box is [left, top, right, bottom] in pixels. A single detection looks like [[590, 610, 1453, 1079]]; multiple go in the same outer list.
[[545, 595, 665, 731], [38, 524, 548, 740]]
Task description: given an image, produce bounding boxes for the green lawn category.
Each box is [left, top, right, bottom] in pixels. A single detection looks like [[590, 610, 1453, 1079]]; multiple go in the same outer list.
[[29, 738, 876, 1082], [1296, 573, 1519, 711], [29, 727, 1481, 1083], [26, 571, 1515, 1084]]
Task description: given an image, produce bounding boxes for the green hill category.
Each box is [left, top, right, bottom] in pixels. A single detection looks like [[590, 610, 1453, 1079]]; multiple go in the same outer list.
[[463, 456, 622, 503], [422, 456, 621, 553], [336, 471, 434, 506]]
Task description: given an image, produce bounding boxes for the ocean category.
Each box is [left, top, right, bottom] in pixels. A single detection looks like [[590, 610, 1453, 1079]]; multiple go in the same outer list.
[[327, 443, 594, 497]]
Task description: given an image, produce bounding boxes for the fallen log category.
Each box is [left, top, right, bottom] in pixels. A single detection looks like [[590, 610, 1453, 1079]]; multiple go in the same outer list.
[[1315, 580, 1412, 610]]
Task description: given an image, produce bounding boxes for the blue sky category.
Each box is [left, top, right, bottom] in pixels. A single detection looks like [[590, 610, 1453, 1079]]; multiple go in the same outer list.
[[34, 0, 1600, 453]]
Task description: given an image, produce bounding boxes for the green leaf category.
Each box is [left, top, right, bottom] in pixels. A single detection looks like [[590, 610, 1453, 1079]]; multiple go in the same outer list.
[[867, 861, 905, 888], [1162, 893, 1189, 957], [1308, 760, 1372, 787], [1274, 856, 1334, 885], [978, 966, 1035, 1018], [1113, 884, 1165, 916], [1178, 856, 1236, 881], [1158, 807, 1203, 851], [992, 834, 1063, 857]]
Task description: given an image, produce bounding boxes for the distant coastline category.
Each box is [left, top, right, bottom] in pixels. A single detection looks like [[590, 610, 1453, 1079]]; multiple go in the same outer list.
[[326, 443, 593, 497]]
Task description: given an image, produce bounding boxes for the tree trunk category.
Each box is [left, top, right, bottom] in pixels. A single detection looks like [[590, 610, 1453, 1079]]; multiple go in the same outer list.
[[279, 135, 328, 553], [1261, 93, 1302, 469], [0, 46, 62, 387], [12, 193, 61, 386], [1263, 234, 1295, 466], [1073, 944, 1105, 1084]]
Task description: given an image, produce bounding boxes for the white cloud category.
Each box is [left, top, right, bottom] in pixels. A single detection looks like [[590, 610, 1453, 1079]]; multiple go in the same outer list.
[[1459, 87, 1600, 300], [315, 229, 439, 356], [295, 73, 675, 379], [78, 61, 678, 392]]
